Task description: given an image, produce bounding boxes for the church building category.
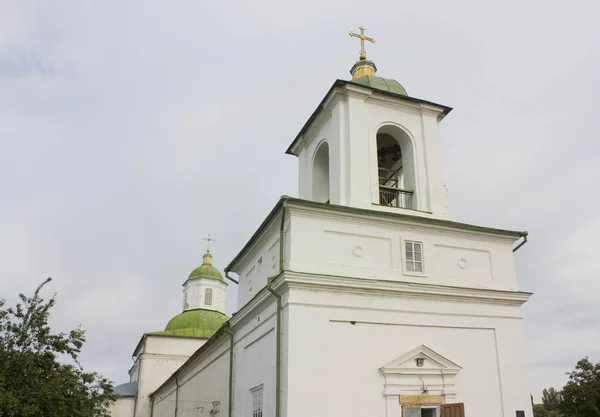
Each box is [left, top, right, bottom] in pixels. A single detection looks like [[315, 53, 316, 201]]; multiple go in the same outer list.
[[111, 28, 533, 417]]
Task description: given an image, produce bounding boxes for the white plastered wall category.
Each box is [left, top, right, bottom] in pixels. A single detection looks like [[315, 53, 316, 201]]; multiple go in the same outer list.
[[152, 337, 230, 417], [284, 284, 532, 417], [149, 291, 285, 417], [109, 398, 135, 417], [230, 297, 279, 417], [234, 213, 290, 309], [133, 336, 207, 417], [183, 278, 228, 313], [286, 206, 520, 292], [296, 86, 451, 220]]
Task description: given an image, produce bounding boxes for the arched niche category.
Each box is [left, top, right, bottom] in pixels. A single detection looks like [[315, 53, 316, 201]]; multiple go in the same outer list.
[[376, 125, 416, 209], [312, 141, 330, 203]]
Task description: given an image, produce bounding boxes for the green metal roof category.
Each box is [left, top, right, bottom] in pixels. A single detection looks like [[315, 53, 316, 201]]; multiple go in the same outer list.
[[188, 263, 224, 281], [113, 381, 137, 398], [350, 75, 407, 96], [187, 251, 224, 282], [154, 308, 228, 338]]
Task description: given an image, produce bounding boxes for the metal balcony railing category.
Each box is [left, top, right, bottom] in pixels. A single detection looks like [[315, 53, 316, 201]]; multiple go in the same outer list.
[[378, 167, 413, 209], [379, 185, 413, 209]]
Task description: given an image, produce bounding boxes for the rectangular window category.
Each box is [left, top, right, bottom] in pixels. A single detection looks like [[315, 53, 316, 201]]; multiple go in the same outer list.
[[205, 288, 213, 306], [252, 387, 263, 417], [405, 241, 423, 272]]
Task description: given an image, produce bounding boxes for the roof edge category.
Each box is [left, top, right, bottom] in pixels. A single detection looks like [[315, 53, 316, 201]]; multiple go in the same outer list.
[[224, 196, 287, 272], [224, 197, 527, 273], [285, 79, 453, 156], [286, 197, 527, 238]]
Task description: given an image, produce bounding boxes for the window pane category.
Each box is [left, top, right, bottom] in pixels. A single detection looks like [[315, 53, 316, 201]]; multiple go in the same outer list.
[[407, 262, 414, 272], [415, 252, 422, 261], [406, 251, 413, 260], [253, 389, 263, 417], [415, 262, 423, 272], [405, 242, 412, 251], [414, 243, 422, 253], [422, 409, 436, 417], [404, 408, 421, 417]]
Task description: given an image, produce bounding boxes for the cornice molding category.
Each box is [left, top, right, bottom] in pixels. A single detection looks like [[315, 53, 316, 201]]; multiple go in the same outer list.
[[140, 353, 190, 361], [366, 94, 424, 116], [343, 83, 374, 100], [286, 202, 519, 244], [281, 271, 531, 306], [229, 283, 282, 329], [303, 108, 333, 150], [230, 217, 282, 274]]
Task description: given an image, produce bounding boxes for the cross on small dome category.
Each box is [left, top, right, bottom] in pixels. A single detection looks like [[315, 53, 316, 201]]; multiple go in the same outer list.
[[349, 26, 375, 61], [202, 233, 216, 252]]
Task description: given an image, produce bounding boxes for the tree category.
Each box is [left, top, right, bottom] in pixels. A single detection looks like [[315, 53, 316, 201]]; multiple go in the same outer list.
[[533, 404, 563, 417], [0, 278, 114, 417], [542, 387, 562, 411], [560, 357, 600, 417], [533, 387, 563, 417], [533, 403, 563, 417]]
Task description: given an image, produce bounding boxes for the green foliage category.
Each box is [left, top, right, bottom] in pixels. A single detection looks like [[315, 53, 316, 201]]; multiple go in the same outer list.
[[533, 403, 563, 417], [560, 357, 600, 417], [534, 358, 600, 417], [542, 387, 562, 410], [0, 278, 115, 417], [533, 387, 564, 417]]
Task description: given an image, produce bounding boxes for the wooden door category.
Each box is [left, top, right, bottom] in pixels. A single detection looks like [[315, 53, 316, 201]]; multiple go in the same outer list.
[[440, 403, 465, 417]]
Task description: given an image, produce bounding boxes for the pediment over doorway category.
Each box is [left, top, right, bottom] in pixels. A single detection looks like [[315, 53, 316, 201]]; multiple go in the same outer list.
[[379, 345, 461, 400], [380, 344, 461, 376]]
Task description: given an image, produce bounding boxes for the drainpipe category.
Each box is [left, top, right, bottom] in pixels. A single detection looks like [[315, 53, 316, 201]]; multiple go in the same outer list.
[[223, 324, 235, 417], [267, 277, 282, 417], [174, 374, 179, 417], [266, 197, 287, 417], [513, 232, 528, 253], [279, 197, 288, 272], [225, 271, 239, 285]]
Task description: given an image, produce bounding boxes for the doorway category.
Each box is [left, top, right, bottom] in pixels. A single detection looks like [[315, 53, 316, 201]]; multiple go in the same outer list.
[[403, 406, 438, 417]]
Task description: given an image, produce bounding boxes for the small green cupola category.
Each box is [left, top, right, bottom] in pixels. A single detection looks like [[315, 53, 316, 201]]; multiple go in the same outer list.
[[347, 25, 407, 96], [153, 246, 229, 339], [186, 250, 224, 282]]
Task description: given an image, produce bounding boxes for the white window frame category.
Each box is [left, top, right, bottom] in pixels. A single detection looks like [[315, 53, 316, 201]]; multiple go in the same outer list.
[[402, 240, 426, 277], [250, 385, 263, 417], [205, 288, 213, 306]]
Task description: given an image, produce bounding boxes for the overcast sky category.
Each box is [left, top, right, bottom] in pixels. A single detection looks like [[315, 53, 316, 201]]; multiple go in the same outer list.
[[1, 0, 599, 400]]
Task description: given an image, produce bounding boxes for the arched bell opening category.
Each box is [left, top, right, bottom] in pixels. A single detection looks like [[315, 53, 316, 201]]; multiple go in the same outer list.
[[376, 125, 416, 209], [312, 141, 330, 204]]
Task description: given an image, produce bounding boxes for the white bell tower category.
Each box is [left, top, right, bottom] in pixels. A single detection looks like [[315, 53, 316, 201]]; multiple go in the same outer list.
[[286, 32, 453, 221]]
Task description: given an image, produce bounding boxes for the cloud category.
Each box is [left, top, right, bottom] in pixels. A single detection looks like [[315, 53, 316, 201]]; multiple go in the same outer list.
[[1, 0, 599, 399], [0, 53, 53, 78]]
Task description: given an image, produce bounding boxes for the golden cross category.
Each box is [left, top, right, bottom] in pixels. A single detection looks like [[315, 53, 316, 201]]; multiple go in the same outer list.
[[349, 26, 375, 60], [202, 233, 216, 251]]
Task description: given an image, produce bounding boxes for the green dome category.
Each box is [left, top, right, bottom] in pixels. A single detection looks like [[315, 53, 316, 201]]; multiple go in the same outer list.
[[157, 308, 228, 338], [351, 75, 407, 96], [188, 264, 224, 281], [187, 251, 224, 282]]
